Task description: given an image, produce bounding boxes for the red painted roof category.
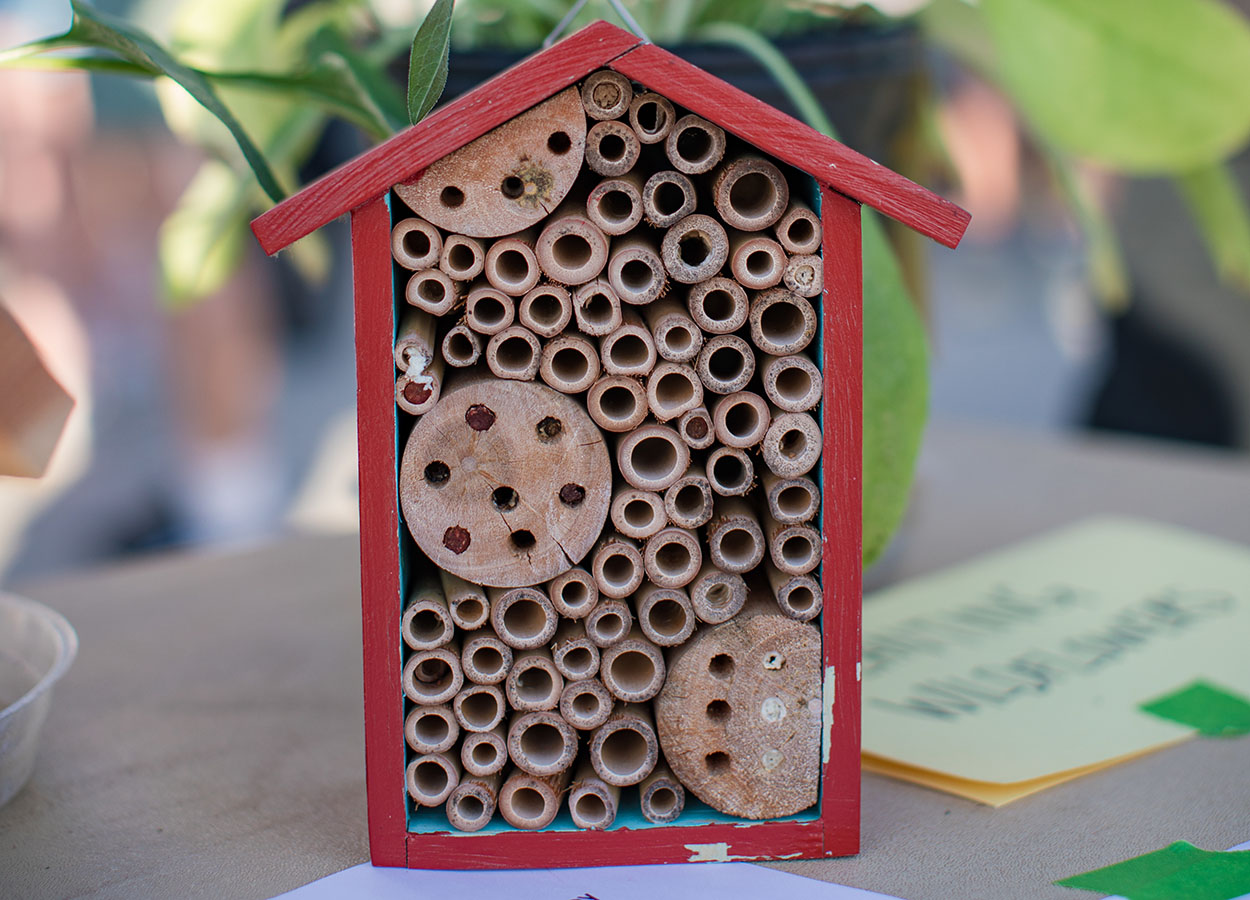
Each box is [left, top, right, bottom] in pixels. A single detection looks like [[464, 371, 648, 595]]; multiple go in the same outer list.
[[251, 20, 969, 255]]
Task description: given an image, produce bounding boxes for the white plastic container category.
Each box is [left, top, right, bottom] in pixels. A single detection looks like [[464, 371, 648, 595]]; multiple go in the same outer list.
[[0, 593, 77, 808]]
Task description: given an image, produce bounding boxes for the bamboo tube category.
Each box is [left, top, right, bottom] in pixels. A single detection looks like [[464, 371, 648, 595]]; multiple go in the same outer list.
[[586, 172, 644, 236], [395, 355, 444, 416], [405, 269, 461, 315], [484, 229, 541, 296], [461, 628, 513, 685], [401, 573, 455, 650], [764, 512, 822, 576], [761, 354, 822, 413], [642, 170, 697, 228], [394, 308, 437, 373], [573, 279, 623, 337], [590, 533, 645, 600], [498, 767, 572, 830], [484, 325, 541, 381], [629, 91, 675, 144], [696, 334, 755, 395], [402, 642, 463, 705], [600, 629, 667, 702], [687, 277, 748, 334], [606, 235, 667, 306], [783, 254, 823, 298], [488, 586, 558, 650], [518, 284, 573, 337], [446, 771, 501, 832], [536, 204, 610, 285], [551, 618, 601, 681], [711, 154, 790, 231], [639, 763, 686, 824], [507, 710, 578, 776], [729, 231, 787, 290], [587, 374, 648, 433], [711, 390, 771, 448], [392, 216, 442, 270], [441, 324, 483, 368], [462, 725, 508, 776], [749, 289, 817, 356], [406, 751, 461, 807], [642, 298, 702, 364], [663, 465, 713, 530], [767, 563, 822, 622], [581, 69, 633, 120], [642, 526, 702, 589], [705, 446, 754, 497], [774, 200, 822, 254], [440, 571, 491, 631], [585, 120, 640, 176], [616, 423, 690, 492], [404, 704, 460, 755], [689, 563, 748, 624], [569, 760, 621, 831], [585, 599, 633, 648], [465, 284, 516, 335], [645, 362, 702, 423], [453, 683, 507, 733], [589, 703, 659, 786], [547, 567, 599, 619], [610, 485, 667, 540], [633, 583, 696, 647], [677, 406, 715, 450], [761, 410, 822, 477], [706, 497, 766, 574], [440, 234, 486, 281], [661, 214, 729, 284], [539, 333, 600, 394], [599, 310, 657, 377], [762, 472, 820, 524], [559, 678, 614, 730], [505, 648, 565, 712], [665, 114, 726, 174]]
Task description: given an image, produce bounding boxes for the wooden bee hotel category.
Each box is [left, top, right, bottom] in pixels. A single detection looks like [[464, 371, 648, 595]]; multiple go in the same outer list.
[[252, 20, 969, 870]]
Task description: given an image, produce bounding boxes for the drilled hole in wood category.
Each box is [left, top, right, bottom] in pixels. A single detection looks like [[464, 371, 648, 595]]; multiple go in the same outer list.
[[403, 230, 430, 258], [678, 234, 710, 267], [424, 460, 450, 485], [706, 699, 731, 723], [553, 233, 593, 268], [598, 133, 626, 161], [620, 259, 654, 291], [559, 483, 586, 506], [709, 653, 735, 679], [503, 596, 545, 638], [597, 189, 633, 224], [520, 722, 564, 767], [780, 429, 806, 459], [761, 302, 805, 345], [729, 172, 778, 218], [547, 130, 572, 154], [460, 690, 501, 729], [492, 485, 519, 511], [764, 651, 785, 669], [510, 529, 537, 551], [501, 175, 525, 199], [653, 181, 686, 215], [440, 185, 465, 207], [708, 346, 745, 380], [705, 751, 730, 775], [443, 526, 471, 554], [536, 416, 563, 441], [601, 728, 647, 777], [511, 786, 546, 819], [676, 126, 712, 164], [414, 760, 449, 795], [516, 667, 554, 704], [465, 404, 496, 431], [648, 598, 689, 638], [414, 712, 450, 744]]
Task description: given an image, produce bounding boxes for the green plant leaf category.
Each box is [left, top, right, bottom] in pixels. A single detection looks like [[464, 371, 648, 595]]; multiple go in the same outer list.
[[980, 0, 1250, 172], [159, 160, 252, 307], [1177, 162, 1250, 293], [1043, 148, 1130, 309], [408, 0, 454, 125]]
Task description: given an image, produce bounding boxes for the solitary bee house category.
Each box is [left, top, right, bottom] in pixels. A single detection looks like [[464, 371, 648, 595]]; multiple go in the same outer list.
[[253, 21, 968, 870]]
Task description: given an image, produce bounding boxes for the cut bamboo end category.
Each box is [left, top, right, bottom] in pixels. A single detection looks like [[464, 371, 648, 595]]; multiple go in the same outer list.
[[599, 311, 657, 377], [539, 333, 601, 394], [783, 254, 823, 298], [404, 704, 460, 755], [687, 277, 748, 334], [661, 214, 729, 284], [711, 390, 771, 449], [585, 598, 633, 648], [402, 643, 463, 705], [507, 710, 578, 776], [453, 682, 507, 733], [559, 678, 614, 730], [764, 514, 822, 576], [639, 763, 686, 824], [461, 725, 508, 776], [774, 200, 822, 255], [633, 583, 696, 647], [610, 485, 667, 541], [465, 284, 516, 335], [581, 69, 633, 121], [571, 280, 623, 338], [518, 284, 573, 337], [536, 208, 610, 285], [706, 497, 766, 574], [696, 334, 756, 396], [392, 216, 443, 270], [441, 324, 483, 368], [601, 629, 667, 702], [762, 472, 820, 524], [586, 120, 641, 176], [401, 575, 454, 650], [643, 526, 703, 589], [629, 92, 676, 144], [440, 234, 486, 282], [505, 648, 565, 712], [405, 269, 461, 315], [586, 173, 644, 236], [689, 562, 748, 624], [642, 170, 696, 228], [665, 114, 726, 175], [552, 618, 601, 681], [749, 289, 817, 356], [396, 356, 444, 416], [484, 232, 541, 296], [440, 571, 491, 631], [547, 567, 600, 619], [446, 772, 501, 832], [587, 374, 648, 432], [606, 235, 667, 306], [590, 533, 645, 600], [488, 586, 559, 650], [711, 154, 790, 231], [642, 298, 703, 364], [461, 629, 513, 685], [706, 446, 755, 497], [484, 325, 541, 381], [646, 362, 703, 422], [664, 466, 714, 530], [762, 410, 822, 478], [767, 563, 822, 622], [570, 760, 621, 831], [589, 703, 659, 786], [678, 406, 715, 450], [616, 423, 691, 492], [406, 752, 461, 807], [761, 354, 822, 413], [498, 767, 572, 830], [394, 308, 437, 373], [729, 232, 788, 290]]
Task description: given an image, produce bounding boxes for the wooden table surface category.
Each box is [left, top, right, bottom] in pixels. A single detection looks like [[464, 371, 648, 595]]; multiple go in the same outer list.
[[3, 422, 1249, 900]]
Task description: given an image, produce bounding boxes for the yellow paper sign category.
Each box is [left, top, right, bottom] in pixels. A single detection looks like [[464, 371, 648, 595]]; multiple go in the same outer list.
[[861, 518, 1250, 805]]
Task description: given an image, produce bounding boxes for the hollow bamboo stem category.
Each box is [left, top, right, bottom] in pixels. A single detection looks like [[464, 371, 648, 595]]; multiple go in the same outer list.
[[505, 647, 565, 712], [506, 710, 578, 776], [392, 216, 442, 270], [585, 599, 633, 649], [440, 571, 491, 631], [633, 583, 696, 647], [465, 284, 516, 335], [589, 702, 659, 786], [453, 682, 507, 733], [586, 172, 644, 236], [629, 92, 676, 145], [661, 214, 728, 284], [440, 234, 486, 282], [498, 767, 572, 830], [401, 572, 455, 650], [546, 567, 600, 619], [689, 562, 748, 624], [405, 268, 462, 315], [394, 308, 437, 373], [706, 497, 766, 574], [663, 465, 714, 530], [586, 119, 641, 176], [763, 511, 822, 576], [404, 704, 459, 755], [766, 562, 822, 622], [642, 170, 696, 228], [445, 771, 501, 832], [461, 627, 513, 685], [587, 374, 648, 433], [518, 284, 573, 337], [677, 406, 715, 450], [551, 618, 601, 681], [665, 114, 726, 174], [696, 334, 755, 395], [535, 204, 610, 285], [488, 586, 558, 650], [729, 231, 787, 290], [599, 309, 657, 378], [484, 325, 542, 381], [610, 484, 667, 540], [559, 677, 614, 730], [600, 628, 667, 703], [461, 724, 508, 777], [642, 298, 703, 364], [484, 229, 540, 296], [606, 234, 667, 306], [616, 423, 690, 492], [581, 69, 633, 120], [642, 526, 703, 589], [401, 641, 463, 705], [762, 471, 820, 524], [539, 333, 600, 394], [686, 277, 748, 334], [711, 154, 790, 231], [406, 751, 461, 807], [705, 446, 755, 497], [573, 279, 623, 336], [440, 324, 483, 368], [590, 532, 645, 600], [639, 763, 686, 824], [760, 354, 822, 413], [773, 200, 822, 255], [761, 409, 822, 478], [569, 759, 621, 831], [711, 390, 771, 448], [645, 362, 702, 423], [749, 288, 817, 356]]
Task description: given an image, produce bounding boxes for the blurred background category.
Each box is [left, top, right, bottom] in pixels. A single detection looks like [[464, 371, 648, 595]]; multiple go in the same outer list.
[[2, 0, 1249, 584]]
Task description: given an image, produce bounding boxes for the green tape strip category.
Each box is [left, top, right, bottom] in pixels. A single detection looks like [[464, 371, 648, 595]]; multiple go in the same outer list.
[[1056, 841, 1250, 900], [1140, 680, 1250, 737]]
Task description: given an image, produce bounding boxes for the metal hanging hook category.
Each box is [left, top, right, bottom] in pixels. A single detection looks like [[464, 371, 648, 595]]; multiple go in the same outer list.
[[543, 0, 651, 49]]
